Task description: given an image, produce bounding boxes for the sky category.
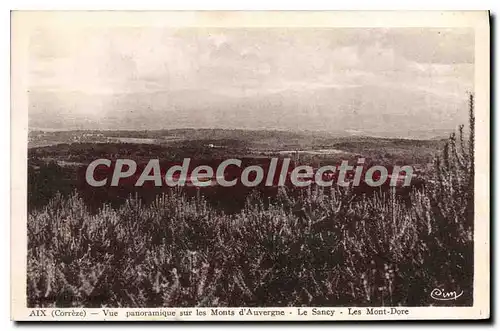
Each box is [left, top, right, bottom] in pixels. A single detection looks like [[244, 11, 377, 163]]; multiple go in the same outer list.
[[27, 27, 474, 137]]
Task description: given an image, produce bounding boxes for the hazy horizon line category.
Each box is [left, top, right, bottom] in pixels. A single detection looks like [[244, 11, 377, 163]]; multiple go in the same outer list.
[[28, 126, 456, 141]]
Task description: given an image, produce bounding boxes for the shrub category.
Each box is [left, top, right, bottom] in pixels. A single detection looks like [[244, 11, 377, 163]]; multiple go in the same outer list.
[[27, 96, 475, 307]]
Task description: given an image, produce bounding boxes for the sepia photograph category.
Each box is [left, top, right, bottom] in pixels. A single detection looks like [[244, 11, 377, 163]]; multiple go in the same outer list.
[[10, 11, 490, 321]]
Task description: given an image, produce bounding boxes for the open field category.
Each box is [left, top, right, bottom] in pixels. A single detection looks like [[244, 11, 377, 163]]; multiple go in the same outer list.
[[28, 130, 440, 211]]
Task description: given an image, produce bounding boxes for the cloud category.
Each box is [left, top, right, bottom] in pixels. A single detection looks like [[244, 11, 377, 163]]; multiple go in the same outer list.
[[28, 27, 474, 135]]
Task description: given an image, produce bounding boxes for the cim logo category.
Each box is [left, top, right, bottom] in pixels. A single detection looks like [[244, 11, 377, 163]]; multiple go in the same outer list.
[[430, 288, 464, 301]]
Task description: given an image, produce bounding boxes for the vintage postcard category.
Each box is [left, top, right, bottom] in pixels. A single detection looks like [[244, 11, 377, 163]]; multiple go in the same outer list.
[[11, 11, 490, 321]]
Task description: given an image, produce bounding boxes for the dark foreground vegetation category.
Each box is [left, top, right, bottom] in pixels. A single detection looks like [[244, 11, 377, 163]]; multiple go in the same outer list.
[[27, 98, 475, 307]]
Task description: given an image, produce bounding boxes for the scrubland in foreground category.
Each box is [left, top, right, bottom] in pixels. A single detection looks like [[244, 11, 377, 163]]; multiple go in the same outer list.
[[27, 98, 475, 308]]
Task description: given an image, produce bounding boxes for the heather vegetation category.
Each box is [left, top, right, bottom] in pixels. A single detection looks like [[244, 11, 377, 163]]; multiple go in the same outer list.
[[27, 97, 475, 307]]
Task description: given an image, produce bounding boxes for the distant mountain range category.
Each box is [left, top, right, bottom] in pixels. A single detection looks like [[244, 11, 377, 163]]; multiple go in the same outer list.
[[28, 84, 469, 139]]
